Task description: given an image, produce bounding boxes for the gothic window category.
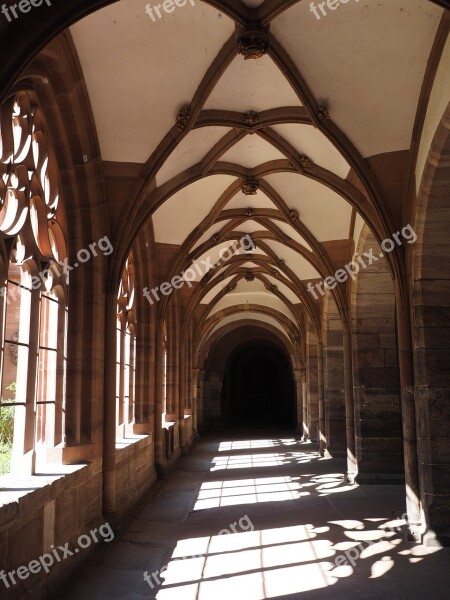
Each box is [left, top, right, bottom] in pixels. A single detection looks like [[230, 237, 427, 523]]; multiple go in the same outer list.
[[116, 253, 136, 438], [0, 92, 68, 474]]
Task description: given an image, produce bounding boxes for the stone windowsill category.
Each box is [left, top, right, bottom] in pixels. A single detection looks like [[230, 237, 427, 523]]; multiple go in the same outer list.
[[0, 463, 88, 508], [115, 433, 150, 451]]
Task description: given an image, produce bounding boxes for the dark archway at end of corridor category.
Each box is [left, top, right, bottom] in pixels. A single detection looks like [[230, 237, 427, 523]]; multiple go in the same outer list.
[[223, 341, 296, 430], [200, 326, 299, 433]]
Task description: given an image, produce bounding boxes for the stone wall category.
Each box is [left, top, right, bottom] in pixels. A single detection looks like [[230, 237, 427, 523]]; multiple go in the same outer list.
[[352, 230, 404, 483], [323, 295, 346, 456]]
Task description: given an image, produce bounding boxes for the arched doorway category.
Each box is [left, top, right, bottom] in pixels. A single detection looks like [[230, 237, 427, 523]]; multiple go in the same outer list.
[[224, 341, 296, 430], [199, 326, 299, 432]]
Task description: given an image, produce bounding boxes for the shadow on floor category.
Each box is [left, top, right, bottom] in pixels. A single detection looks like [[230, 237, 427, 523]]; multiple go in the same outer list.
[[55, 432, 450, 600]]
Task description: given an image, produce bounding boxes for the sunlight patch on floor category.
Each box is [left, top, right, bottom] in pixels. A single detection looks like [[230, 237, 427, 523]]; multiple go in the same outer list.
[[154, 513, 441, 600], [218, 439, 302, 452], [194, 476, 308, 509], [211, 451, 316, 471], [156, 525, 337, 600], [219, 440, 278, 451]]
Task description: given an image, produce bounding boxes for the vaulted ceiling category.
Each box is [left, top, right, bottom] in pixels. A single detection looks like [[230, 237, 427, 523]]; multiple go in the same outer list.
[[68, 0, 445, 349]]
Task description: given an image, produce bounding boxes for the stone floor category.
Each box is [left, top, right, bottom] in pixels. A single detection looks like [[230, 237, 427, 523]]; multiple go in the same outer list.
[[55, 432, 450, 600]]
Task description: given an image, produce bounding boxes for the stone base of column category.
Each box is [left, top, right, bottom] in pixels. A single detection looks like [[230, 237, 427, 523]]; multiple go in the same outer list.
[[346, 471, 357, 485], [424, 527, 450, 547]]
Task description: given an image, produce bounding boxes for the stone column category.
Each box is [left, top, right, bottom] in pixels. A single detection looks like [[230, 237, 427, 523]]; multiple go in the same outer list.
[[302, 380, 309, 439], [178, 330, 187, 452], [165, 303, 179, 421], [395, 279, 422, 540], [306, 324, 319, 442], [351, 232, 403, 484], [102, 294, 118, 517], [134, 290, 154, 436], [196, 369, 205, 432], [293, 367, 303, 435], [343, 329, 357, 482], [154, 319, 164, 471], [323, 309, 346, 457], [318, 341, 327, 455]]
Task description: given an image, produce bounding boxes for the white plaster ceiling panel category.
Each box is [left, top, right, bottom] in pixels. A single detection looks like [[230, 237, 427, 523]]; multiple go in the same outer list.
[[152, 175, 235, 244], [156, 127, 233, 186], [207, 263, 238, 285], [208, 313, 290, 342], [264, 240, 320, 281], [70, 0, 235, 163], [271, 124, 351, 179], [265, 275, 301, 305], [240, 262, 261, 269], [209, 289, 297, 323], [271, 267, 295, 285], [204, 55, 302, 112], [185, 241, 249, 282], [271, 0, 443, 157], [220, 135, 286, 168], [235, 219, 269, 234], [190, 220, 232, 252], [273, 220, 313, 251], [232, 279, 266, 294], [224, 190, 278, 211], [264, 173, 352, 242], [201, 276, 235, 304]]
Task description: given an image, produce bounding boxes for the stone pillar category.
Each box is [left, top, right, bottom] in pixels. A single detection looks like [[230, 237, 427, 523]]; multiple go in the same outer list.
[[351, 232, 403, 484], [412, 108, 450, 545], [323, 307, 346, 457], [395, 279, 422, 539], [302, 380, 309, 439], [154, 319, 164, 471], [134, 287, 154, 436], [178, 327, 189, 454], [343, 329, 357, 481], [306, 324, 319, 442], [196, 369, 205, 432], [192, 367, 200, 433], [165, 303, 179, 421], [102, 294, 117, 516], [318, 341, 327, 455], [293, 367, 304, 435]]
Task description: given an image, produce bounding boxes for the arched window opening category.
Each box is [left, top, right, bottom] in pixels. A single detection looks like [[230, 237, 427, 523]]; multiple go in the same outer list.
[[36, 285, 66, 452], [116, 254, 136, 439], [0, 92, 68, 475], [163, 321, 167, 422]]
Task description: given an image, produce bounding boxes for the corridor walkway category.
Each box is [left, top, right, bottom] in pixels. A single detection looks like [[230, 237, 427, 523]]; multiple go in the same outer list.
[[56, 434, 450, 600]]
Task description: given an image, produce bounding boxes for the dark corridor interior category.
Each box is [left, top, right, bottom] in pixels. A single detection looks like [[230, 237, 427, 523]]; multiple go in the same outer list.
[[223, 342, 296, 429]]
